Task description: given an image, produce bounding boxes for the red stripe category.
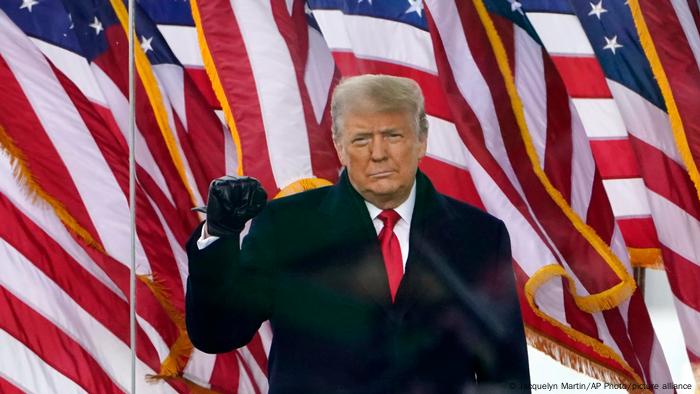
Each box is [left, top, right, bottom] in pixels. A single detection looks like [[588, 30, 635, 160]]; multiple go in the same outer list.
[[185, 67, 221, 109], [548, 56, 611, 98], [0, 52, 103, 249], [0, 288, 123, 393], [52, 65, 187, 308], [589, 138, 641, 179], [173, 111, 210, 199], [562, 280, 600, 340], [419, 156, 485, 209], [616, 217, 660, 249], [209, 353, 240, 394], [198, 0, 278, 194], [629, 134, 700, 222], [448, 3, 622, 292], [625, 291, 655, 383], [585, 171, 615, 244], [271, 1, 340, 184], [0, 376, 24, 394], [330, 52, 452, 121], [601, 305, 647, 381], [245, 334, 269, 378], [639, 0, 700, 174], [688, 349, 700, 363], [543, 53, 573, 203], [663, 247, 700, 312], [0, 194, 166, 371]]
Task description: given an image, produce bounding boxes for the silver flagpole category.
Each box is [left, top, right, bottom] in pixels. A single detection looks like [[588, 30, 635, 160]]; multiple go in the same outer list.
[[127, 0, 137, 391]]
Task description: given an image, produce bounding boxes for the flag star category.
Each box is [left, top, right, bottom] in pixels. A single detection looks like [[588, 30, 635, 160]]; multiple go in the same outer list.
[[507, 0, 524, 15], [140, 36, 153, 53], [405, 0, 423, 17], [89, 16, 103, 35], [603, 35, 622, 54], [358, 0, 373, 4], [588, 1, 608, 19], [19, 0, 39, 12], [68, 13, 74, 29]]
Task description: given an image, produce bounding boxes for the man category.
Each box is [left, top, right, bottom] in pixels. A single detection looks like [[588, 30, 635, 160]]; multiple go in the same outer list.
[[186, 75, 530, 393]]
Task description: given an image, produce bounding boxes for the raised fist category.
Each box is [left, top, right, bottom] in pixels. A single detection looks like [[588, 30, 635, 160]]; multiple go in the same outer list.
[[197, 175, 267, 237]]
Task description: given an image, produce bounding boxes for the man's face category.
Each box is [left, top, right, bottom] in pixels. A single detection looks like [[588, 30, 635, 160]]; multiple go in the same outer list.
[[334, 110, 427, 209]]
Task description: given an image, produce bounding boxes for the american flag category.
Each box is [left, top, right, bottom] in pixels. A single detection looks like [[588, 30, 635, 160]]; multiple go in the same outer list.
[[0, 0, 697, 392]]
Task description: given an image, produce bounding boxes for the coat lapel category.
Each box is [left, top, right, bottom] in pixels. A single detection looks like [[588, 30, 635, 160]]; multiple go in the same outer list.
[[319, 170, 394, 309]]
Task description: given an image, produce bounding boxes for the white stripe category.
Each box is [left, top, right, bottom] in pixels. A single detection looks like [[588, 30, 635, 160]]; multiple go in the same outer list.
[[239, 347, 269, 392], [514, 25, 547, 169], [569, 100, 596, 220], [648, 332, 677, 389], [311, 10, 437, 73], [305, 27, 335, 124], [0, 17, 150, 271], [29, 38, 107, 107], [237, 358, 257, 393], [571, 98, 628, 139], [231, 0, 313, 188], [136, 316, 171, 363], [154, 64, 187, 129], [182, 349, 216, 389], [0, 149, 123, 300], [602, 178, 651, 218], [426, 0, 525, 202], [0, 329, 88, 394], [606, 80, 683, 165], [157, 25, 204, 67], [425, 115, 469, 168], [647, 189, 700, 266], [0, 241, 176, 393], [527, 13, 595, 55], [674, 297, 700, 363], [533, 276, 570, 330], [146, 194, 189, 294], [671, 0, 700, 72], [91, 64, 176, 206], [259, 321, 273, 356], [153, 67, 205, 206]]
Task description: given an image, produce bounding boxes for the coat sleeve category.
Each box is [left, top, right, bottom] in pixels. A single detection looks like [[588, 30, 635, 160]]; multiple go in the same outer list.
[[185, 208, 277, 353], [476, 220, 531, 391]]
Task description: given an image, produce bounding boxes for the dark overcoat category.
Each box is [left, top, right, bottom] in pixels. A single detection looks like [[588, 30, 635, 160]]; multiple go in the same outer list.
[[185, 170, 530, 393]]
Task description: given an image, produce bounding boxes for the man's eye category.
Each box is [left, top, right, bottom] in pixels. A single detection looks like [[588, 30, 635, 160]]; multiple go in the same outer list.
[[352, 138, 370, 146], [387, 134, 403, 141]]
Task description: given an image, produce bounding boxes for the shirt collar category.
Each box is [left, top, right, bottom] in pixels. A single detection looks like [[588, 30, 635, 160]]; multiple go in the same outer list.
[[364, 180, 416, 226]]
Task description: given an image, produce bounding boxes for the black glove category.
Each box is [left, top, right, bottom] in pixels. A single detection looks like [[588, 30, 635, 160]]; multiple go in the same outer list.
[[194, 175, 267, 237]]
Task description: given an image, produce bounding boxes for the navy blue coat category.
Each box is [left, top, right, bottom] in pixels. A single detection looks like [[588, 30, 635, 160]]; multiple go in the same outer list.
[[185, 170, 530, 393]]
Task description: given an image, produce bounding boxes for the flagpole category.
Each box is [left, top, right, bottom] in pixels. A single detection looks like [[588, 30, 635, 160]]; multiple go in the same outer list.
[[127, 0, 137, 391]]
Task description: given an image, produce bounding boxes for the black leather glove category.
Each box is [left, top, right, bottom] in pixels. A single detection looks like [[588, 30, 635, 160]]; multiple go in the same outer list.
[[194, 175, 267, 237]]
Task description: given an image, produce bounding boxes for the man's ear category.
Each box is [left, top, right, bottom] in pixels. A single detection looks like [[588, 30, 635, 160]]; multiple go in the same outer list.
[[417, 132, 428, 159]]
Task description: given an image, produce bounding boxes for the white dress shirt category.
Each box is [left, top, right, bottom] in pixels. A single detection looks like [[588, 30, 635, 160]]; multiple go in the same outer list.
[[197, 181, 417, 269]]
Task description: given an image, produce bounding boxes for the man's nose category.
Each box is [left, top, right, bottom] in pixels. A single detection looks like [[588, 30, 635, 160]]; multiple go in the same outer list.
[[369, 135, 388, 161]]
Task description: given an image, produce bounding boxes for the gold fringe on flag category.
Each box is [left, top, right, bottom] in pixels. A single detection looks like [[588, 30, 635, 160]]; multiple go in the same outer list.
[[471, 0, 637, 311], [190, 0, 245, 176], [525, 327, 649, 393], [628, 247, 664, 270], [275, 177, 333, 199], [525, 265, 645, 386], [627, 0, 700, 205], [0, 125, 104, 252]]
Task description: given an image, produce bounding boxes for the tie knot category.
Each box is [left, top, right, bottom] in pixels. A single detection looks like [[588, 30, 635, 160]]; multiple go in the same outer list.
[[378, 209, 400, 230]]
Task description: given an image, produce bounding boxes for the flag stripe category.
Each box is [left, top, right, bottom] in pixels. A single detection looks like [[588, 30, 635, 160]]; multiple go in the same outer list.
[[0, 288, 123, 393], [0, 329, 88, 394], [549, 55, 610, 98]]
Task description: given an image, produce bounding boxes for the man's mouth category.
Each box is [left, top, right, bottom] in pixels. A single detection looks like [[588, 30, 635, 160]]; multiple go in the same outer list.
[[368, 170, 394, 178]]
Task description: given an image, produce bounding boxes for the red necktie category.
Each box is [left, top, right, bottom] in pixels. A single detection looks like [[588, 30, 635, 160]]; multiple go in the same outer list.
[[378, 209, 403, 302]]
